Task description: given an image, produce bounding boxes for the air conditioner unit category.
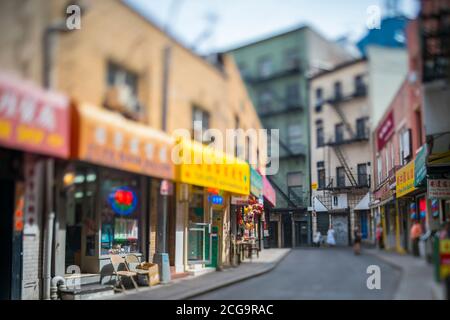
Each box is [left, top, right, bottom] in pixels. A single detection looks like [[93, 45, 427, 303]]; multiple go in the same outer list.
[[104, 85, 140, 116]]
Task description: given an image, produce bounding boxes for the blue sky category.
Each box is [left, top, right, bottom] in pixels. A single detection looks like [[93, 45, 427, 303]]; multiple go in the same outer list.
[[125, 0, 419, 54]]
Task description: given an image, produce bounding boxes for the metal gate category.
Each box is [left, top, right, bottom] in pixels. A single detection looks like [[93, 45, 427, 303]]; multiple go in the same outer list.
[[332, 214, 349, 246]]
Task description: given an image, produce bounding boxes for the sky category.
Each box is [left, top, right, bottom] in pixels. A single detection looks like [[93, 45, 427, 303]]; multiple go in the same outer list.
[[125, 0, 419, 54]]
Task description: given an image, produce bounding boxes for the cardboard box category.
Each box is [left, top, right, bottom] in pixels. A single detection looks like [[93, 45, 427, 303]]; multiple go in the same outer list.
[[137, 263, 160, 286]]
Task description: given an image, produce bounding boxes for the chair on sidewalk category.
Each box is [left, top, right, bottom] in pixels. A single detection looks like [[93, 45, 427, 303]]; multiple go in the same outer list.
[[125, 254, 151, 286], [110, 255, 139, 292]]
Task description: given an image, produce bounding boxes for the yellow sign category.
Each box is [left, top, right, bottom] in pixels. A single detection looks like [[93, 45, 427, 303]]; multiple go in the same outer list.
[[174, 139, 250, 195], [440, 240, 450, 279], [311, 182, 318, 190], [396, 161, 416, 198]]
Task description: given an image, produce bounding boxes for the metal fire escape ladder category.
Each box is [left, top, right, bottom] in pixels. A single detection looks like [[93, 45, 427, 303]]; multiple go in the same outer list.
[[333, 144, 357, 187], [266, 175, 298, 208], [332, 100, 355, 139]]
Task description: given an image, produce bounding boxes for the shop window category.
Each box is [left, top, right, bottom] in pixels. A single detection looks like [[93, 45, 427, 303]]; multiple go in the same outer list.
[[100, 171, 140, 256]]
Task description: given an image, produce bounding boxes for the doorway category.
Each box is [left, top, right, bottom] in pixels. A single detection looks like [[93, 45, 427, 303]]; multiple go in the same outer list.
[[282, 214, 292, 248], [268, 221, 278, 248], [295, 221, 308, 247]]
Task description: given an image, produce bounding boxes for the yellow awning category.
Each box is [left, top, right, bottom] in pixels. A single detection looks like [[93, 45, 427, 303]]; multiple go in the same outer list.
[[174, 138, 250, 195]]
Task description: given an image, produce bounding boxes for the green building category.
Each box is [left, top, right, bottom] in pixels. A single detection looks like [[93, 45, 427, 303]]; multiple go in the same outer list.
[[228, 25, 351, 248]]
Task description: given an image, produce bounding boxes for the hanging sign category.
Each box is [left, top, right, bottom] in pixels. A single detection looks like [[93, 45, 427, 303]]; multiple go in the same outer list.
[[428, 179, 450, 200], [414, 144, 427, 187], [396, 161, 416, 198]]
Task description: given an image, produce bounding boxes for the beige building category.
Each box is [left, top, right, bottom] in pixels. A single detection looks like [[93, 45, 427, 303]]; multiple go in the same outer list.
[[309, 59, 372, 246], [0, 0, 266, 298]]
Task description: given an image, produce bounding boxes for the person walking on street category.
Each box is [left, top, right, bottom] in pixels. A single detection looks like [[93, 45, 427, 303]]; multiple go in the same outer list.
[[410, 220, 423, 256], [376, 223, 384, 249], [313, 231, 322, 247], [327, 225, 336, 247], [353, 226, 362, 255]]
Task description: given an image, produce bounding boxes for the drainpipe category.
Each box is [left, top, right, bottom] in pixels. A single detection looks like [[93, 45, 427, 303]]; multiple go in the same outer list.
[[43, 159, 55, 300]]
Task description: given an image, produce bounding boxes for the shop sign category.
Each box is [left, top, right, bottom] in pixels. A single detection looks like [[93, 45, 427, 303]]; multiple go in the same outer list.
[[74, 103, 175, 180], [439, 240, 450, 280], [250, 167, 263, 198], [175, 139, 250, 195], [0, 73, 70, 158], [208, 194, 224, 205], [396, 161, 416, 198], [428, 179, 450, 200], [231, 195, 249, 205], [376, 111, 394, 151], [262, 175, 276, 207], [108, 186, 138, 216], [414, 144, 427, 187]]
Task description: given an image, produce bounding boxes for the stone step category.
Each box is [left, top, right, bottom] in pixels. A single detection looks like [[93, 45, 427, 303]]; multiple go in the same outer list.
[[64, 273, 101, 286], [59, 283, 115, 300]]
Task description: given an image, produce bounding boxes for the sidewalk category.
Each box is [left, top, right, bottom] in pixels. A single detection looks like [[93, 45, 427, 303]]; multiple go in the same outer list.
[[107, 249, 290, 300], [364, 248, 446, 300]]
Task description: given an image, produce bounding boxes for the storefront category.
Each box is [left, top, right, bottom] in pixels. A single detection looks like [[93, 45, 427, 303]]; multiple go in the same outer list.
[[262, 175, 276, 249], [55, 102, 175, 275], [427, 150, 450, 226], [0, 73, 70, 299], [174, 138, 250, 272]]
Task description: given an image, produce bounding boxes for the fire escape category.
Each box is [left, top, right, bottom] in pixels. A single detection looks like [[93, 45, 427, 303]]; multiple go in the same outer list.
[[324, 83, 369, 190]]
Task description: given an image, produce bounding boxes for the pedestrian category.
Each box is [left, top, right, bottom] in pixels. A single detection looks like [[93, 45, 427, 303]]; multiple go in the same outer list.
[[353, 226, 362, 255], [410, 220, 423, 257], [376, 223, 384, 249], [313, 231, 322, 247], [326, 225, 336, 247]]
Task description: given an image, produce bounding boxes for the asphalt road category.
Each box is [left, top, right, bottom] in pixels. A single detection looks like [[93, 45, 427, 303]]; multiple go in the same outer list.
[[192, 248, 401, 300]]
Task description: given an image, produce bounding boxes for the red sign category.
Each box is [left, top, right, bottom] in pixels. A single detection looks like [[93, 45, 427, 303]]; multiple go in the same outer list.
[[0, 73, 70, 158], [376, 111, 394, 151]]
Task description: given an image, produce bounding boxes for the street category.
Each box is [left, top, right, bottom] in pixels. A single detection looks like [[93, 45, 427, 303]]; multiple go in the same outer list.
[[192, 248, 401, 300]]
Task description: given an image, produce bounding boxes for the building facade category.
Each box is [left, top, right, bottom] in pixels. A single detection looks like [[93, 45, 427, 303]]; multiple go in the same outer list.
[[310, 59, 372, 246], [0, 0, 268, 299], [229, 26, 351, 248]]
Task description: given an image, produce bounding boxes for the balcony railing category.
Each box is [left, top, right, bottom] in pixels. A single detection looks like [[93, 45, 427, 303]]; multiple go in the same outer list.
[[325, 129, 370, 146], [259, 103, 304, 118], [245, 64, 303, 84], [318, 173, 371, 191], [327, 86, 368, 105]]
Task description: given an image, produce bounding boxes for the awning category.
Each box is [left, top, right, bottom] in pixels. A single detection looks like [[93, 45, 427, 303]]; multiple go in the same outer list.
[[313, 197, 328, 212], [262, 175, 276, 207], [354, 192, 370, 210], [0, 73, 70, 158], [174, 138, 250, 195], [72, 103, 175, 180]]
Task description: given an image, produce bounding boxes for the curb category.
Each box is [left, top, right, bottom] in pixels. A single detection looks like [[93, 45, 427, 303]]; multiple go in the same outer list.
[[363, 250, 404, 272], [175, 249, 292, 300]]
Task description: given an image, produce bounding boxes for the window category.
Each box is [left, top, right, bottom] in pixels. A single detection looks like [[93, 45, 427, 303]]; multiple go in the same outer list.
[[377, 156, 382, 185], [100, 170, 141, 256], [288, 124, 303, 153], [238, 62, 250, 80], [354, 75, 366, 96], [356, 118, 367, 139], [335, 123, 345, 143], [385, 147, 390, 178], [285, 83, 300, 108], [192, 106, 210, 143], [316, 120, 324, 147], [334, 81, 343, 101], [107, 62, 138, 94], [399, 129, 412, 164], [258, 57, 273, 78], [315, 88, 323, 112], [415, 110, 423, 147], [336, 167, 346, 187], [285, 48, 300, 70], [318, 169, 326, 189], [287, 172, 303, 187], [317, 161, 325, 168], [357, 164, 368, 186], [258, 90, 273, 114]]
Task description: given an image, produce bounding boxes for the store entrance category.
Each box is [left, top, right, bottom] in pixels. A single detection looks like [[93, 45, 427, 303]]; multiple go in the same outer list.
[[295, 221, 308, 247], [64, 166, 98, 272], [207, 210, 222, 269]]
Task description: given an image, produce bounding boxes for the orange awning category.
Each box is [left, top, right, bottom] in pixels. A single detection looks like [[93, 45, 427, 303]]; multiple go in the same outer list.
[[72, 103, 175, 180]]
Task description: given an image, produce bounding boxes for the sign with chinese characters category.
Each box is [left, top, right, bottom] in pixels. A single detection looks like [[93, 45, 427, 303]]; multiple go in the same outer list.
[[376, 111, 394, 151], [0, 73, 70, 158], [414, 144, 427, 187], [250, 167, 263, 199], [74, 103, 175, 180], [428, 179, 450, 200], [175, 139, 250, 195], [396, 161, 416, 198]]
